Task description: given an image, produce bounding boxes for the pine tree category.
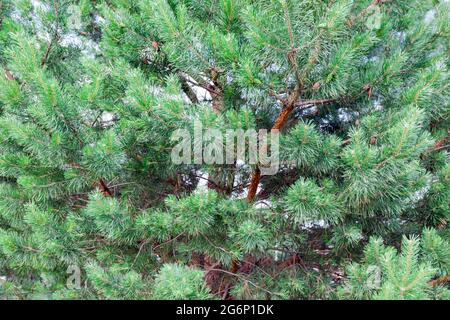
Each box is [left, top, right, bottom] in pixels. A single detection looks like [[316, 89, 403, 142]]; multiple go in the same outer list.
[[0, 0, 448, 300], [337, 229, 449, 300]]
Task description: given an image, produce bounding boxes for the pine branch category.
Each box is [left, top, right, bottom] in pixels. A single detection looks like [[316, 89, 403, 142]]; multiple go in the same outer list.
[[346, 0, 385, 27], [429, 275, 449, 286], [69, 161, 113, 197], [41, 1, 60, 67], [429, 144, 450, 152], [425, 135, 450, 154], [209, 67, 223, 114], [180, 73, 221, 95], [204, 268, 283, 297], [246, 82, 302, 202], [294, 98, 336, 108], [281, 0, 295, 49], [246, 4, 312, 202], [247, 97, 339, 202], [41, 39, 55, 67], [98, 178, 113, 197], [246, 167, 261, 204], [277, 253, 301, 269], [4, 67, 14, 80], [178, 72, 199, 104]]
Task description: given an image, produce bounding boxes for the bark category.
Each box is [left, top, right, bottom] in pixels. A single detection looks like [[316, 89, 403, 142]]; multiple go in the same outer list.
[[178, 73, 200, 104], [246, 167, 261, 203], [427, 135, 450, 153], [429, 275, 449, 287], [346, 0, 384, 27], [41, 39, 55, 66], [277, 254, 301, 269], [4, 68, 14, 80], [246, 84, 301, 202], [209, 68, 223, 114], [98, 178, 113, 197]]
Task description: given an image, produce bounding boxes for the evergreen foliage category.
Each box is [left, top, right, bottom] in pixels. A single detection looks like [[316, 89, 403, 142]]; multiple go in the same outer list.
[[0, 0, 448, 300], [338, 229, 449, 300]]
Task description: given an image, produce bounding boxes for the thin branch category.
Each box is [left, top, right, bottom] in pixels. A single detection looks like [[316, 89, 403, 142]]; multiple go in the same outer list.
[[295, 98, 336, 108], [132, 239, 150, 267], [204, 268, 284, 297], [425, 135, 450, 154], [41, 1, 60, 66], [247, 3, 306, 202], [41, 39, 55, 66], [4, 68, 15, 80], [178, 72, 199, 104], [281, 0, 295, 48], [429, 275, 449, 287], [247, 167, 261, 203], [181, 76, 220, 95], [246, 101, 336, 202], [98, 178, 113, 197], [347, 0, 385, 27], [192, 174, 227, 192], [429, 144, 450, 153]]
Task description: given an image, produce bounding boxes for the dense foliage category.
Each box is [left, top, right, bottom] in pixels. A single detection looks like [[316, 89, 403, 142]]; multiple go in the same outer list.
[[0, 0, 448, 300]]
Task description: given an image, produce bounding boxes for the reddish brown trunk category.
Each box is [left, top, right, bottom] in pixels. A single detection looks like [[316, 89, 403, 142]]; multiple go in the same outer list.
[[272, 105, 295, 130], [246, 168, 261, 202], [247, 88, 300, 202]]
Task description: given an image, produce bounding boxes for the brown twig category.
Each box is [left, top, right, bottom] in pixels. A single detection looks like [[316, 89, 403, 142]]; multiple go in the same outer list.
[[277, 253, 301, 269], [41, 1, 60, 66], [204, 268, 283, 297], [246, 82, 302, 202], [246, 97, 337, 202], [346, 0, 384, 27], [426, 135, 450, 154], [98, 178, 113, 197], [41, 39, 55, 66], [295, 98, 336, 108], [429, 275, 449, 287], [209, 67, 223, 114], [178, 72, 199, 104], [247, 3, 336, 202], [4, 68, 15, 80]]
